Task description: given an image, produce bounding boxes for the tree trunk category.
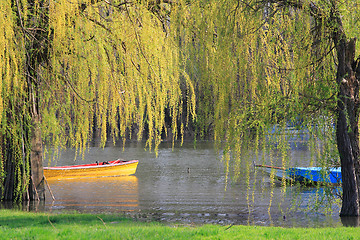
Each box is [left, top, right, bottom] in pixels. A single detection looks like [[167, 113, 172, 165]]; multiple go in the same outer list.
[[29, 112, 45, 201], [2, 0, 49, 201], [25, 0, 49, 201], [335, 38, 360, 216]]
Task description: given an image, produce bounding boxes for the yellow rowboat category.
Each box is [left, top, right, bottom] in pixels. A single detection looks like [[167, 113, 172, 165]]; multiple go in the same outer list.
[[44, 160, 138, 180]]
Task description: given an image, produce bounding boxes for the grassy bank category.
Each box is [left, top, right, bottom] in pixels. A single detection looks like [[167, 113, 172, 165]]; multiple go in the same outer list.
[[0, 210, 359, 239]]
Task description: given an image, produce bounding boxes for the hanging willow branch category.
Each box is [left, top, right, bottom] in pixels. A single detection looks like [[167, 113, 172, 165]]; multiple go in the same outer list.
[[124, 4, 161, 81]]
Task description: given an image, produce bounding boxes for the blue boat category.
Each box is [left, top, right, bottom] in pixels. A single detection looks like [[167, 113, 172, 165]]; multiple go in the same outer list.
[[287, 167, 341, 184], [256, 165, 342, 185]]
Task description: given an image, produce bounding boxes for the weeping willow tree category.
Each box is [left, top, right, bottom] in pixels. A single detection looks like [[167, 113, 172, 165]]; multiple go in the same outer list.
[[2, 0, 360, 217], [172, 0, 360, 216], [0, 0, 194, 201]]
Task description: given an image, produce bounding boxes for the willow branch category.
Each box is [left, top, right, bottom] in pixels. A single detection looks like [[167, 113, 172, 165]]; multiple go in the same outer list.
[[124, 4, 161, 80], [266, 45, 336, 72], [15, 0, 26, 34], [82, 13, 112, 33], [299, 92, 337, 113], [58, 62, 97, 104]]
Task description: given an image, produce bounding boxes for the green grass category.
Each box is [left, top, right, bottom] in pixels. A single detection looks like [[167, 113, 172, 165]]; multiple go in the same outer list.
[[0, 209, 359, 239]]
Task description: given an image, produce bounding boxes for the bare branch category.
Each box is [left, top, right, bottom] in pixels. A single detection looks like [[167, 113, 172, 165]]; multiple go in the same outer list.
[[82, 13, 112, 33], [124, 4, 161, 80], [58, 61, 97, 104]]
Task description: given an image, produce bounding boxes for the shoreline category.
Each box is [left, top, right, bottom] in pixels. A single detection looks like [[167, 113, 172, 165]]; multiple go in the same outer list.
[[0, 209, 359, 239]]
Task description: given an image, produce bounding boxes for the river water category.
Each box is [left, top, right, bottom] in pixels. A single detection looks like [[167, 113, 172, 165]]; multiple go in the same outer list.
[[42, 140, 343, 227]]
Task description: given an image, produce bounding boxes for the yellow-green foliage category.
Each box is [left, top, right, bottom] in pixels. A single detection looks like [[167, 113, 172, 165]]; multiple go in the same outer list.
[[1, 0, 360, 206], [173, 1, 346, 176], [170, 1, 360, 213], [0, 1, 24, 121], [43, 0, 192, 154], [0, 1, 30, 200], [0, 0, 194, 200]]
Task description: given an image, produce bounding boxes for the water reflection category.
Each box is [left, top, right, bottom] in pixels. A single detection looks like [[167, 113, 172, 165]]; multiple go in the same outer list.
[[1, 200, 45, 212], [42, 141, 343, 227], [46, 176, 138, 213]]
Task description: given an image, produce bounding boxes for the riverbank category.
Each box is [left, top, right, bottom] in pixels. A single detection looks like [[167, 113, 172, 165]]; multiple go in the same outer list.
[[0, 210, 358, 239]]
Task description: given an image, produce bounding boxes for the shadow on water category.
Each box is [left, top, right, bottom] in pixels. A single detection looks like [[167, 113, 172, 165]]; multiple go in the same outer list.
[[1, 200, 45, 212], [6, 140, 344, 227]]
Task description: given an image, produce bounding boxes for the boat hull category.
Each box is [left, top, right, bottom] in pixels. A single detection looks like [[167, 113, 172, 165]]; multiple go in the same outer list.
[[44, 160, 138, 180], [257, 165, 342, 185], [287, 167, 341, 184]]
